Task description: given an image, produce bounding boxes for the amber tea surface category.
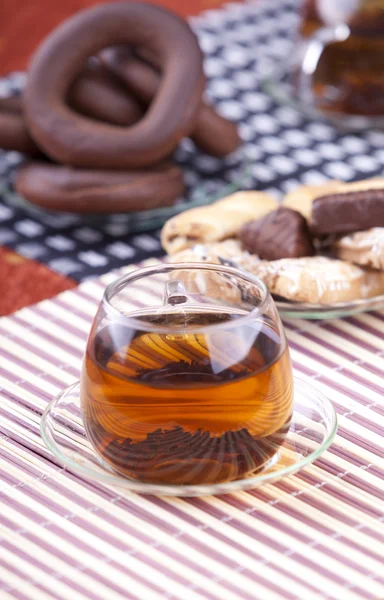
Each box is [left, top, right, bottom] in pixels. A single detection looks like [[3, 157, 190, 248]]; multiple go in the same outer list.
[[81, 309, 293, 485]]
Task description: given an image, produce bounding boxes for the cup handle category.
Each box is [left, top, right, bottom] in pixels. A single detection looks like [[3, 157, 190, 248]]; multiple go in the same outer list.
[[162, 280, 189, 306], [297, 23, 351, 103]]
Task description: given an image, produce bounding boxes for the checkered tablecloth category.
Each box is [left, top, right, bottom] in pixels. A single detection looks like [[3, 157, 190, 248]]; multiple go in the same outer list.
[[2, 0, 384, 281], [0, 259, 384, 600]]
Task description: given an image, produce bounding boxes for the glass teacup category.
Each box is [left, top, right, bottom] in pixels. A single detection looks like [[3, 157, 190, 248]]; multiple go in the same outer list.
[[80, 263, 294, 486]]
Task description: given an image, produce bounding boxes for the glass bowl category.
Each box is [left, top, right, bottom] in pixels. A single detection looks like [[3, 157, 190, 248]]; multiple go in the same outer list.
[[41, 374, 337, 497]]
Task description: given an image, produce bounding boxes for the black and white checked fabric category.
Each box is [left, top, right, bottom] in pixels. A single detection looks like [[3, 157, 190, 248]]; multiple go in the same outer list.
[[1, 0, 384, 281]]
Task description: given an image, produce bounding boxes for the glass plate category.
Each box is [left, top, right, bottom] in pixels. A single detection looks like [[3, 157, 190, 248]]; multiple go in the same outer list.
[[40, 375, 337, 497], [0, 143, 250, 233], [262, 65, 384, 131], [275, 293, 384, 320]]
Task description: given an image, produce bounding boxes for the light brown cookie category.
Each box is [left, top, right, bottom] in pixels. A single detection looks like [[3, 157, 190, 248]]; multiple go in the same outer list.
[[252, 256, 384, 304], [332, 228, 384, 271], [328, 177, 384, 195], [161, 191, 277, 254], [169, 239, 261, 271], [168, 240, 262, 305], [282, 180, 341, 221]]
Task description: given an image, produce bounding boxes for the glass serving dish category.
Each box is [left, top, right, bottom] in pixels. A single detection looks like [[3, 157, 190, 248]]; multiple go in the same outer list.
[[275, 293, 384, 320], [41, 375, 337, 497], [0, 138, 250, 233]]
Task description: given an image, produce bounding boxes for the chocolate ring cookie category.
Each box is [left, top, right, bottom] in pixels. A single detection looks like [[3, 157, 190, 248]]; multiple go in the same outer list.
[[0, 64, 143, 154], [69, 59, 144, 126], [0, 96, 23, 115], [0, 98, 41, 155], [102, 48, 241, 157], [15, 161, 185, 213], [24, 3, 204, 169]]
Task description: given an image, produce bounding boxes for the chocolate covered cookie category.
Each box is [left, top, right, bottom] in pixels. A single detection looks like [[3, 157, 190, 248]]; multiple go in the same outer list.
[[312, 182, 384, 236], [161, 191, 277, 254], [284, 178, 384, 236], [282, 180, 341, 220], [239, 207, 315, 260], [311, 187, 384, 236]]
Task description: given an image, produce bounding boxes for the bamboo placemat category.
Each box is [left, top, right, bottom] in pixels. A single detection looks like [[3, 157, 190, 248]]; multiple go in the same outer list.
[[0, 260, 383, 600]]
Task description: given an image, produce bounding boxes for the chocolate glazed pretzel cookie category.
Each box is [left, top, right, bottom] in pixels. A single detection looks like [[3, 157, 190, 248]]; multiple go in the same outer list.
[[102, 48, 241, 157], [0, 96, 41, 155], [15, 161, 184, 213], [25, 2, 204, 169], [69, 58, 144, 127], [0, 62, 144, 157]]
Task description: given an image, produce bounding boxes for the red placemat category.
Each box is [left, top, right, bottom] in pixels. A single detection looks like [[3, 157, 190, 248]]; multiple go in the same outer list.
[[0, 246, 77, 316], [0, 0, 242, 73]]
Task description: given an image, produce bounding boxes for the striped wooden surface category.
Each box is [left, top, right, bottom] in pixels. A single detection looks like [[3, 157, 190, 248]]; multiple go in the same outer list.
[[0, 259, 384, 600]]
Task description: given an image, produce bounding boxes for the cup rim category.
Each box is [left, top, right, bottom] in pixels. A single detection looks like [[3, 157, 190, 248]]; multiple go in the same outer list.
[[103, 262, 271, 333]]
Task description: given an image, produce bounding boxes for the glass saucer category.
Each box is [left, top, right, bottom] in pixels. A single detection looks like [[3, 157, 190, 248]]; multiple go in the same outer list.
[[275, 293, 384, 320], [40, 375, 337, 497]]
